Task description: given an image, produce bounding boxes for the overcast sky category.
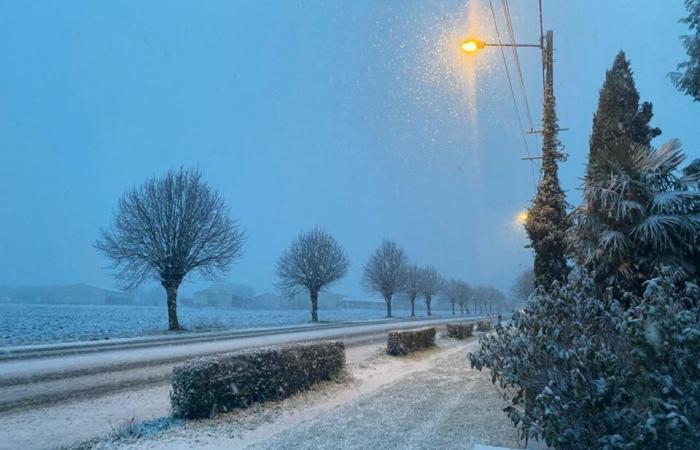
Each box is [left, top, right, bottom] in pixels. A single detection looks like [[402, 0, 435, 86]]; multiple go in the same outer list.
[[0, 0, 698, 298]]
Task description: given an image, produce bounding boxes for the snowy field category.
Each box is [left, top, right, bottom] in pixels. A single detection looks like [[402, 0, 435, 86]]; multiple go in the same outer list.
[[0, 303, 456, 346]]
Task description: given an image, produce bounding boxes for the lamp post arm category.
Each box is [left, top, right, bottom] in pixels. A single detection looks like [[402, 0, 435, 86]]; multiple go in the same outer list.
[[484, 43, 542, 49]]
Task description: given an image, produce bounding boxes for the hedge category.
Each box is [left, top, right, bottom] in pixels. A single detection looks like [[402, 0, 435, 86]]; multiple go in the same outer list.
[[170, 341, 345, 419], [476, 320, 492, 332], [387, 327, 436, 356], [446, 323, 474, 339]]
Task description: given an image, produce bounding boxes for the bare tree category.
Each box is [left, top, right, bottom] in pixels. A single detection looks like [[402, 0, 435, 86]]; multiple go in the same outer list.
[[443, 279, 460, 315], [512, 269, 535, 306], [276, 228, 350, 322], [419, 265, 442, 316], [362, 240, 407, 318], [456, 280, 472, 315], [95, 168, 245, 331], [444, 279, 472, 315], [401, 264, 422, 317]]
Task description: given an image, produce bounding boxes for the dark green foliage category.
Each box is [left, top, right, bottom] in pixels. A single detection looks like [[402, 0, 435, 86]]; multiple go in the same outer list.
[[446, 323, 474, 339], [672, 0, 700, 101], [587, 51, 661, 183], [683, 158, 700, 177], [469, 276, 700, 450], [476, 320, 492, 332], [570, 140, 700, 294], [170, 341, 345, 419], [387, 327, 436, 356], [525, 68, 569, 288]]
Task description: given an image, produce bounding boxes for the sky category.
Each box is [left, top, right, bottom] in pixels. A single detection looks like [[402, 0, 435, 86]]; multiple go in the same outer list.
[[0, 0, 698, 298]]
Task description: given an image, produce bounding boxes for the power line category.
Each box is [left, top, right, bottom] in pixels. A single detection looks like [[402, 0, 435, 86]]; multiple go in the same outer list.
[[486, 0, 537, 188], [501, 0, 536, 132], [538, 0, 545, 99]]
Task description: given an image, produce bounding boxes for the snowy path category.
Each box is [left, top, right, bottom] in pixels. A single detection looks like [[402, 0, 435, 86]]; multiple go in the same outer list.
[[75, 336, 529, 450]]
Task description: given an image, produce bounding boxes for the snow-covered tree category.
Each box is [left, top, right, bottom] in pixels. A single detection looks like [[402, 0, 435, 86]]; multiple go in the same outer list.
[[456, 281, 472, 315], [672, 0, 700, 101], [511, 269, 535, 305], [95, 167, 245, 331], [276, 228, 350, 322], [443, 279, 461, 315], [418, 266, 442, 316], [470, 275, 700, 449], [362, 240, 408, 318], [569, 139, 700, 293], [524, 63, 569, 288], [587, 51, 661, 183], [400, 263, 422, 317]]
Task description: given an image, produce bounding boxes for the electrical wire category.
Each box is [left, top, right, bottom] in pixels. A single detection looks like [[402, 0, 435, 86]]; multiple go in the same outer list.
[[501, 0, 536, 132], [538, 0, 545, 98], [487, 0, 537, 188]]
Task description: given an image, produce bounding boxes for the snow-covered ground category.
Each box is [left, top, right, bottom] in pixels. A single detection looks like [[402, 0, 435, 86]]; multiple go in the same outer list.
[[0, 303, 457, 346], [2, 335, 538, 450]]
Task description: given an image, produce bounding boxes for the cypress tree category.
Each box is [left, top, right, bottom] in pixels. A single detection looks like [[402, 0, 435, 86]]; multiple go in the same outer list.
[[524, 71, 569, 288], [586, 51, 661, 183]]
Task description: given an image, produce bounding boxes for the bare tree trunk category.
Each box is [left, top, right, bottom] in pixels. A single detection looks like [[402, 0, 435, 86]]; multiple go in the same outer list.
[[163, 280, 181, 331], [426, 294, 432, 316], [310, 289, 319, 322], [410, 294, 416, 317], [384, 294, 392, 318], [451, 303, 455, 315]]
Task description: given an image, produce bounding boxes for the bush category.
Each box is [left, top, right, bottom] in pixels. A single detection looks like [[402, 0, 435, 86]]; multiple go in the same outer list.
[[476, 320, 492, 332], [387, 327, 436, 355], [446, 323, 474, 339], [468, 276, 700, 450], [170, 341, 345, 419]]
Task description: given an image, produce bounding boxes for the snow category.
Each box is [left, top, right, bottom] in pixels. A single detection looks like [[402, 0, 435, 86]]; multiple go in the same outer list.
[[19, 336, 530, 450], [0, 304, 456, 346]]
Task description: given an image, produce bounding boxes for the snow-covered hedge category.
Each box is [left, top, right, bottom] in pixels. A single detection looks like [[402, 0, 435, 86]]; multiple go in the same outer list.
[[387, 327, 436, 355], [170, 341, 345, 419], [469, 275, 700, 449], [446, 323, 474, 339], [476, 320, 492, 332]]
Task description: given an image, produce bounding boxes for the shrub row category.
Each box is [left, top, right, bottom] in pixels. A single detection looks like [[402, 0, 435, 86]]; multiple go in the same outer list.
[[476, 320, 492, 332], [170, 341, 345, 419], [446, 322, 474, 339], [387, 327, 436, 356]]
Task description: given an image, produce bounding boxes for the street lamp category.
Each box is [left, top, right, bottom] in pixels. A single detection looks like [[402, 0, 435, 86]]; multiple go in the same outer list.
[[460, 38, 541, 55], [461, 39, 486, 53]]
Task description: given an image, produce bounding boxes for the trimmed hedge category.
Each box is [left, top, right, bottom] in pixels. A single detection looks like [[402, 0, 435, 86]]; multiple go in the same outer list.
[[387, 327, 436, 356], [170, 341, 345, 419], [476, 320, 492, 332], [446, 323, 474, 339]]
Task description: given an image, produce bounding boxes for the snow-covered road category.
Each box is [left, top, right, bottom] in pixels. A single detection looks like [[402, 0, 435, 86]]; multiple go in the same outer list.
[[0, 317, 496, 450], [0, 316, 479, 413]]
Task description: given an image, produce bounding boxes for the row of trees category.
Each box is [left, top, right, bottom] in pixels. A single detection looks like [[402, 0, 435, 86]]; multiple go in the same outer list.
[[95, 173, 509, 328], [276, 232, 508, 322]]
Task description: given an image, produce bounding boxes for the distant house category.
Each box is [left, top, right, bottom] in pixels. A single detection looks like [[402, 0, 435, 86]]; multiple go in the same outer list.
[[336, 298, 386, 310], [0, 283, 134, 306], [192, 285, 252, 308]]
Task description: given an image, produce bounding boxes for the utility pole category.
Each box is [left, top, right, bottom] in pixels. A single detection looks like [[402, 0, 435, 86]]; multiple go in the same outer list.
[[543, 30, 553, 99]]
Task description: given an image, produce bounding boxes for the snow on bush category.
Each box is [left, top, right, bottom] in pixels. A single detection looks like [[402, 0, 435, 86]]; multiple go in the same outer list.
[[468, 274, 700, 449], [446, 323, 474, 339], [476, 320, 492, 332], [387, 327, 436, 356], [170, 341, 345, 419]]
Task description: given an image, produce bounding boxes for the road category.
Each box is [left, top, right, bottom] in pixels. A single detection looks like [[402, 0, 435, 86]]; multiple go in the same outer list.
[[0, 315, 481, 413]]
